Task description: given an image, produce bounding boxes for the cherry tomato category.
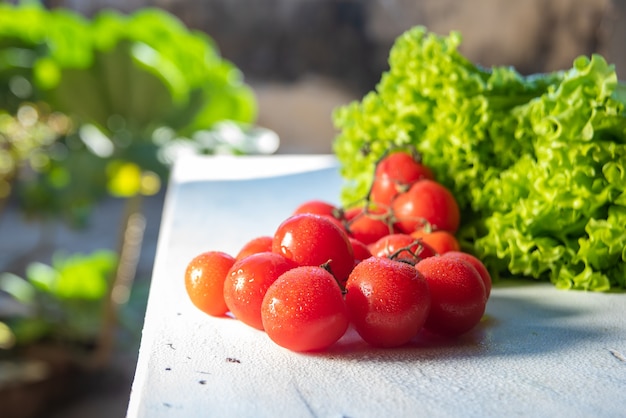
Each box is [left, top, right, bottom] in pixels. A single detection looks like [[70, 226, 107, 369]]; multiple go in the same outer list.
[[293, 199, 340, 218], [235, 235, 273, 260], [415, 256, 487, 337], [369, 233, 437, 264], [410, 229, 461, 254], [349, 237, 372, 263], [443, 251, 492, 298], [224, 252, 297, 330], [345, 256, 431, 347], [392, 179, 460, 234], [292, 199, 347, 232], [343, 206, 363, 221], [184, 251, 235, 317], [261, 266, 349, 352], [346, 205, 394, 245], [370, 151, 434, 206], [272, 213, 354, 283]]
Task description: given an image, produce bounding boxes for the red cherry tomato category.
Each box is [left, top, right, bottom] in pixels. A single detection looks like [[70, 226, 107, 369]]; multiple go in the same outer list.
[[369, 233, 437, 264], [392, 179, 460, 234], [293, 199, 340, 218], [272, 213, 355, 283], [443, 251, 492, 298], [292, 199, 347, 231], [261, 266, 349, 352], [345, 256, 431, 347], [415, 256, 487, 337], [184, 251, 235, 317], [343, 206, 363, 221], [235, 235, 273, 260], [370, 151, 434, 206], [410, 229, 461, 255], [224, 252, 297, 330], [346, 205, 394, 245], [349, 237, 372, 263]]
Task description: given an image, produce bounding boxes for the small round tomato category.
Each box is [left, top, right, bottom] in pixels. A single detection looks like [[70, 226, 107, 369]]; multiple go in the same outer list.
[[292, 199, 346, 231], [415, 256, 487, 337], [224, 252, 297, 330], [272, 213, 354, 283], [343, 206, 363, 221], [293, 199, 340, 217], [346, 205, 394, 245], [184, 251, 235, 317], [368, 233, 437, 264], [410, 229, 461, 255], [392, 179, 460, 234], [443, 251, 492, 298], [349, 237, 372, 264], [370, 151, 434, 206], [345, 256, 431, 348], [261, 266, 349, 352], [235, 235, 273, 260]]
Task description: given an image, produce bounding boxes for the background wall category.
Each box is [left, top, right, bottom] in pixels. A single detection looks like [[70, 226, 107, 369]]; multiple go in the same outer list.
[[39, 0, 626, 153]]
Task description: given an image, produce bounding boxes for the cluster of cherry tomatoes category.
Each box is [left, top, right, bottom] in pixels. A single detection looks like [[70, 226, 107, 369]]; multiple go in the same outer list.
[[184, 151, 492, 352]]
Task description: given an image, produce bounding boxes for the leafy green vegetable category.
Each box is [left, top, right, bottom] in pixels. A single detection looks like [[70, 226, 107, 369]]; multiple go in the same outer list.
[[333, 26, 626, 291]]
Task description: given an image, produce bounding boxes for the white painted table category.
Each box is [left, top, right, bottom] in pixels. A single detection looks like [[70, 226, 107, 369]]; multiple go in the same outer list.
[[127, 154, 626, 418]]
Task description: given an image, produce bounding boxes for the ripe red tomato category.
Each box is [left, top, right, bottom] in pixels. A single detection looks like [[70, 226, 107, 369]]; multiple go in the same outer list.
[[410, 229, 461, 254], [346, 205, 394, 245], [392, 179, 460, 234], [223, 252, 297, 330], [235, 235, 273, 260], [345, 256, 431, 347], [369, 233, 437, 264], [184, 251, 235, 317], [370, 151, 434, 206], [272, 213, 355, 283], [261, 266, 349, 352], [349, 237, 372, 263], [292, 199, 346, 231], [343, 206, 363, 221], [443, 251, 492, 298], [415, 256, 487, 337]]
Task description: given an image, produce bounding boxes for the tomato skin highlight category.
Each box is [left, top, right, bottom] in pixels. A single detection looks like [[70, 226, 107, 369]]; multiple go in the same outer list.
[[272, 213, 355, 283], [224, 252, 297, 330], [415, 256, 487, 337], [345, 257, 431, 348], [392, 179, 461, 234], [184, 251, 235, 317], [261, 266, 349, 352]]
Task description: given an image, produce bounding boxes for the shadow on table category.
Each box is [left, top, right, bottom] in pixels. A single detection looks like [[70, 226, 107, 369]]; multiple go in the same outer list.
[[317, 283, 602, 363]]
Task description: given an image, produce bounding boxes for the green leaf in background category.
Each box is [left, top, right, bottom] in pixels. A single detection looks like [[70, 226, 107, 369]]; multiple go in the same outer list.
[[0, 272, 36, 304], [49, 250, 117, 300], [25, 261, 59, 294]]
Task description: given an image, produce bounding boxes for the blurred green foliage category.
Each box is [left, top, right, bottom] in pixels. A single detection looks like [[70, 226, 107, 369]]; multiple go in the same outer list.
[[0, 3, 260, 357], [0, 250, 118, 348], [0, 2, 258, 225]]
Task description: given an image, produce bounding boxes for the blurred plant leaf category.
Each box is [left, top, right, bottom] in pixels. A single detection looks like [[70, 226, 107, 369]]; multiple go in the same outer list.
[[50, 250, 117, 300], [0, 272, 36, 304]]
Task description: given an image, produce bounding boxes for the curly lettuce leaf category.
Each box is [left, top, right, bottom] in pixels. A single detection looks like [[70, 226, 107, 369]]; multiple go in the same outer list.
[[333, 26, 626, 291]]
